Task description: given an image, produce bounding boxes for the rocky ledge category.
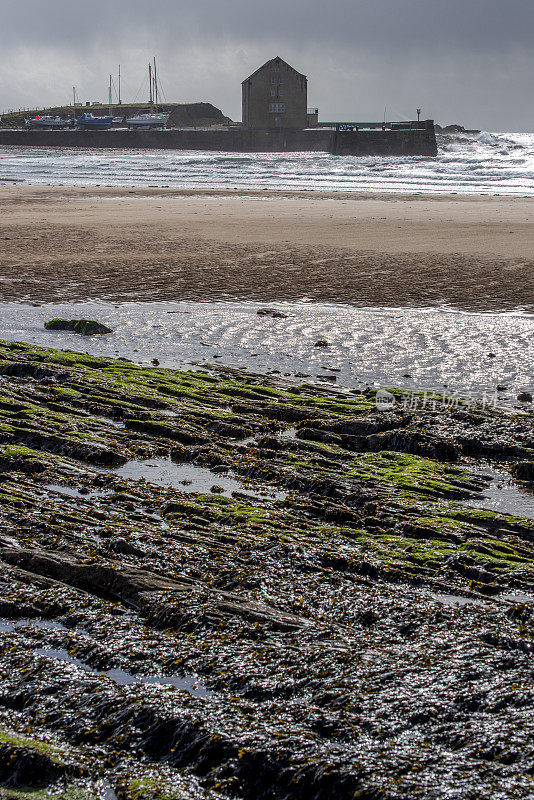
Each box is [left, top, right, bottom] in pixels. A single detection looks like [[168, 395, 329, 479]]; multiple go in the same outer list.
[[0, 339, 532, 799]]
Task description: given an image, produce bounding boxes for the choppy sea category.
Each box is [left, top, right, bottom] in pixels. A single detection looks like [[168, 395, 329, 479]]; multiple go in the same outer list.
[[1, 131, 534, 195]]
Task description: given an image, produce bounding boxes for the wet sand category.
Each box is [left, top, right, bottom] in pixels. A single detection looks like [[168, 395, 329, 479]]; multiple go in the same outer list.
[[1, 185, 533, 310]]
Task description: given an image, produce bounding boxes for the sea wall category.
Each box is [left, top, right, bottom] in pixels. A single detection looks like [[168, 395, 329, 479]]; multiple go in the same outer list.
[[332, 126, 438, 157], [0, 128, 331, 153], [0, 125, 437, 156]]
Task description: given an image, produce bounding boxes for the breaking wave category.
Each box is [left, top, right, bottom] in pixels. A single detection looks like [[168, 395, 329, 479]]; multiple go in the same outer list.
[[1, 131, 533, 196]]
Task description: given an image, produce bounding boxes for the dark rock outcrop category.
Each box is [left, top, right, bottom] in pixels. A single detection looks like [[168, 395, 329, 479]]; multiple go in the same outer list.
[[257, 309, 288, 319], [0, 743, 66, 787], [44, 319, 113, 336], [435, 123, 481, 135], [0, 547, 308, 632], [512, 461, 534, 481]]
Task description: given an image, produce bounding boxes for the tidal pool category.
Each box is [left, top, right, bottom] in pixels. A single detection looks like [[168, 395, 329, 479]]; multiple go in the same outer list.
[[0, 617, 68, 633], [112, 457, 287, 501], [44, 483, 111, 500], [465, 466, 534, 520], [34, 648, 211, 698]]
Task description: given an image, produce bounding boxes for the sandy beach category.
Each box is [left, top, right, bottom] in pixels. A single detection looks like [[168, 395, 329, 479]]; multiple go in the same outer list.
[[1, 185, 533, 310]]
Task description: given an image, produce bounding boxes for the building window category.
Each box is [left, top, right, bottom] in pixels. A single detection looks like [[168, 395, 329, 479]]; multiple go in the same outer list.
[[269, 103, 285, 113], [270, 88, 277, 97]]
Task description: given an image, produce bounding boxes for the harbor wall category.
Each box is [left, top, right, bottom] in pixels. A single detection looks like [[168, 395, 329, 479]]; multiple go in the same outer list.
[[0, 128, 331, 153], [332, 126, 438, 157], [0, 125, 437, 156]]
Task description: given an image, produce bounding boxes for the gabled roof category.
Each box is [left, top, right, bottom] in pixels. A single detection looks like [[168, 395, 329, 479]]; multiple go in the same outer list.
[[242, 57, 307, 84]]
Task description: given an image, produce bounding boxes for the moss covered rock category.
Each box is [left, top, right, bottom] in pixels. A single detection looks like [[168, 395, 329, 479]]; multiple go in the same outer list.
[[44, 319, 113, 336]]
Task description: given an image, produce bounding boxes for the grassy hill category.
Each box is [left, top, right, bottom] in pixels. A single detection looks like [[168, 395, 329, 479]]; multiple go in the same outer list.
[[0, 102, 234, 128]]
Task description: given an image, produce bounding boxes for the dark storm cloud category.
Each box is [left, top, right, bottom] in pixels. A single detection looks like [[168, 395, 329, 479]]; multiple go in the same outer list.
[[2, 0, 534, 130], [4, 0, 533, 52]]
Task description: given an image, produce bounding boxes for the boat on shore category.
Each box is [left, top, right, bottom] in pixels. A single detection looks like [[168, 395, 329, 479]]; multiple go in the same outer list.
[[126, 112, 169, 130], [75, 113, 113, 131], [24, 115, 71, 130]]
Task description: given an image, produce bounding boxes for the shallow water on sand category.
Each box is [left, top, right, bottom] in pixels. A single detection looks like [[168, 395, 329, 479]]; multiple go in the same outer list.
[[0, 300, 532, 405]]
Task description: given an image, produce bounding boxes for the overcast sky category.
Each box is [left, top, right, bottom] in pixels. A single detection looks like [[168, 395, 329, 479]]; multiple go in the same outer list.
[[1, 0, 533, 130]]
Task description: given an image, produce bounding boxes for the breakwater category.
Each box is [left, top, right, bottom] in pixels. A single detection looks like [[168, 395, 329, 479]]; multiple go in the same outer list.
[[0, 122, 438, 156], [332, 122, 438, 156]]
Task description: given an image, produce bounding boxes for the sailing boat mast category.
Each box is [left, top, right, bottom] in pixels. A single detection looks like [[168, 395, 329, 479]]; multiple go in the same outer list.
[[148, 63, 153, 112], [108, 75, 113, 117], [153, 57, 158, 109], [118, 64, 121, 105]]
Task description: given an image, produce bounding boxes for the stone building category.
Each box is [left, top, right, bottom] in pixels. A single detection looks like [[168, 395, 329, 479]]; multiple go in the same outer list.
[[242, 57, 307, 129]]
